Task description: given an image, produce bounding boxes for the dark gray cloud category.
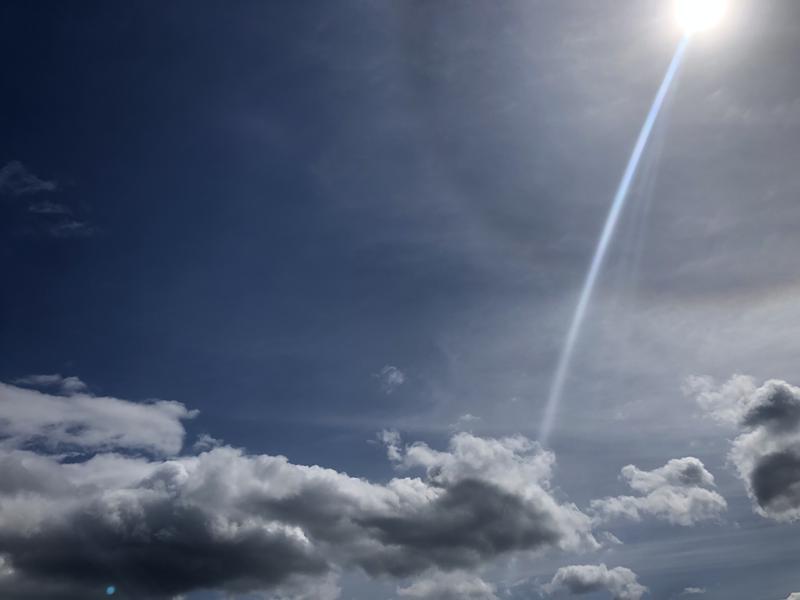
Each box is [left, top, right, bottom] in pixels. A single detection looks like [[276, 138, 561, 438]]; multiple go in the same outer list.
[[0, 381, 598, 599], [690, 376, 800, 521], [544, 564, 647, 600], [590, 457, 727, 526]]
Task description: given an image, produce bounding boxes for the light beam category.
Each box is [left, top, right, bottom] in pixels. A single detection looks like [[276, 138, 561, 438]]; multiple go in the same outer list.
[[538, 36, 690, 445]]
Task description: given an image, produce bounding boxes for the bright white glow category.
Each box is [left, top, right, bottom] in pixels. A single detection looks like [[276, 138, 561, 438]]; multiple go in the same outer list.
[[675, 0, 728, 33]]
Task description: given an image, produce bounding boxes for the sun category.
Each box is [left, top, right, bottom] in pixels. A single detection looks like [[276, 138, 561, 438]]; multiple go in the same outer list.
[[674, 0, 728, 33]]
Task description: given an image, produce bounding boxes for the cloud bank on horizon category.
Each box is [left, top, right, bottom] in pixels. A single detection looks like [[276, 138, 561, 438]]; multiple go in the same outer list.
[[0, 373, 762, 599], [2, 373, 799, 598]]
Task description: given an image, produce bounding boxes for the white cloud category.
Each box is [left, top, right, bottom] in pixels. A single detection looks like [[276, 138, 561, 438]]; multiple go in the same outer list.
[[377, 365, 406, 394], [684, 374, 757, 426], [681, 588, 706, 595], [13, 374, 88, 395], [543, 564, 647, 600], [450, 413, 481, 431], [0, 382, 195, 456], [0, 379, 598, 598], [590, 458, 727, 526], [398, 571, 498, 600], [690, 376, 800, 521]]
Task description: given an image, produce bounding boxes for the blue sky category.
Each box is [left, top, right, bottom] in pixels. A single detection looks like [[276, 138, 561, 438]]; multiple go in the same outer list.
[[2, 1, 800, 599]]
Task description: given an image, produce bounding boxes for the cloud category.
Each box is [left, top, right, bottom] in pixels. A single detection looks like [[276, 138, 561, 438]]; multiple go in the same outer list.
[[47, 219, 95, 238], [192, 433, 223, 452], [543, 564, 647, 600], [681, 588, 706, 595], [0, 160, 94, 239], [690, 376, 800, 521], [0, 161, 56, 196], [450, 413, 481, 432], [13, 374, 88, 395], [590, 458, 727, 526], [397, 571, 498, 600], [0, 379, 598, 598], [377, 365, 406, 394], [785, 594, 800, 600], [27, 200, 71, 214], [0, 382, 195, 456]]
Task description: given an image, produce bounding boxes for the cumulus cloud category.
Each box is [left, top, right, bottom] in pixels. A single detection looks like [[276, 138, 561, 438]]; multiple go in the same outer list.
[[681, 587, 706, 595], [590, 458, 727, 526], [690, 376, 800, 521], [397, 570, 498, 600], [0, 379, 598, 598], [0, 161, 56, 196], [377, 365, 406, 393], [785, 594, 800, 600], [0, 382, 195, 456], [543, 564, 647, 600]]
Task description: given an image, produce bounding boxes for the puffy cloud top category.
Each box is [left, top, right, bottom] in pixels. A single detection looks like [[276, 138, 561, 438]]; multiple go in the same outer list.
[[0, 381, 598, 598], [590, 457, 726, 526], [544, 564, 647, 600], [397, 571, 498, 600], [690, 376, 800, 521]]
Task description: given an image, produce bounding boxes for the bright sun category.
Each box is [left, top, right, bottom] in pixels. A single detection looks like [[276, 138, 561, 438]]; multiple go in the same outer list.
[[674, 0, 728, 33]]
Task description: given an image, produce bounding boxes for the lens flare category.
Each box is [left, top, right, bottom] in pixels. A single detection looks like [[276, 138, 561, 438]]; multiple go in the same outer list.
[[675, 0, 728, 33], [538, 37, 690, 445]]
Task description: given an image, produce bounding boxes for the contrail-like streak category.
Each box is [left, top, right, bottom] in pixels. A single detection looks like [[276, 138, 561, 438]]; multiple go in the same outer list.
[[539, 36, 690, 445]]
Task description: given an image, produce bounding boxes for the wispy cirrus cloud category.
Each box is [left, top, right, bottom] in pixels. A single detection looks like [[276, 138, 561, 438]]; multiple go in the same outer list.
[[0, 161, 95, 239], [0, 161, 57, 196]]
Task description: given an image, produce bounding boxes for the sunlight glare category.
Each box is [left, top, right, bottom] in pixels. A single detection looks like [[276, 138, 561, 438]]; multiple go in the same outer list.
[[675, 0, 728, 33]]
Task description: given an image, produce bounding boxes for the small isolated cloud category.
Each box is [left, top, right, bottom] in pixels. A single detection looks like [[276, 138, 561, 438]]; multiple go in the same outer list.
[[681, 587, 706, 595], [450, 413, 481, 431], [0, 161, 56, 196], [13, 373, 88, 395], [543, 564, 647, 600], [689, 376, 800, 521], [590, 458, 727, 526], [397, 570, 498, 600], [377, 365, 406, 394]]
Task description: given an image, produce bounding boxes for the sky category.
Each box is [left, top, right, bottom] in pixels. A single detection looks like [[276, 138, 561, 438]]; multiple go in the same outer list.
[[2, 1, 800, 598]]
